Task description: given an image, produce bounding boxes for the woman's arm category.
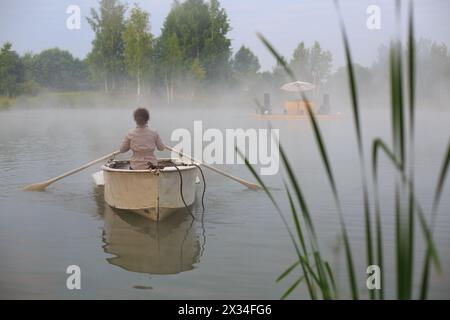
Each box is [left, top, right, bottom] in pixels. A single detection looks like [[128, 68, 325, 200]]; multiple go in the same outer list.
[[155, 133, 166, 151], [119, 134, 131, 153]]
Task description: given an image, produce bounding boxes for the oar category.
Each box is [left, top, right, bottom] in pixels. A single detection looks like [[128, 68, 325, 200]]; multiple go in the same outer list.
[[166, 146, 261, 190], [23, 150, 120, 191]]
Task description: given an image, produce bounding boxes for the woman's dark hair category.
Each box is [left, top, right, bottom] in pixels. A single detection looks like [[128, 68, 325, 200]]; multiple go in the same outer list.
[[133, 108, 149, 126]]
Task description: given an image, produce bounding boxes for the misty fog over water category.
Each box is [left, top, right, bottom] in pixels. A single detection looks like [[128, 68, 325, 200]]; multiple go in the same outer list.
[[0, 100, 448, 298]]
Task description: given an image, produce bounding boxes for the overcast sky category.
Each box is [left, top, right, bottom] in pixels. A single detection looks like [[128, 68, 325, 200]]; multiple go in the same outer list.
[[1, 0, 449, 71]]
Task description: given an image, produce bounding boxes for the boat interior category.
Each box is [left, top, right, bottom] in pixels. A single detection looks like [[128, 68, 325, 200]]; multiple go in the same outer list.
[[104, 158, 197, 172]]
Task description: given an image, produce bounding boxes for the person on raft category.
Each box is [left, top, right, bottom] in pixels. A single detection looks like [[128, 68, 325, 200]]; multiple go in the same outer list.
[[120, 107, 166, 170]]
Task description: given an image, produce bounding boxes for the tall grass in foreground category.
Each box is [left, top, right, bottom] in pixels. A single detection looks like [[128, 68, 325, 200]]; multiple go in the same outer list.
[[240, 0, 450, 299]]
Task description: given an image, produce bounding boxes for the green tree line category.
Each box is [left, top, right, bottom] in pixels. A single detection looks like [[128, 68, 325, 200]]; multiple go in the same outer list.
[[0, 44, 90, 97], [0, 0, 332, 102], [1, 0, 449, 108]]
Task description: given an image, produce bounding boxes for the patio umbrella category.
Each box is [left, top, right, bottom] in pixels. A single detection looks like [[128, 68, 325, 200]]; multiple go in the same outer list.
[[280, 81, 315, 92]]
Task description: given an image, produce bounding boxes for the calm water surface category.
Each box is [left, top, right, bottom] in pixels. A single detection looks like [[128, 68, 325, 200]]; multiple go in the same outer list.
[[0, 104, 449, 299]]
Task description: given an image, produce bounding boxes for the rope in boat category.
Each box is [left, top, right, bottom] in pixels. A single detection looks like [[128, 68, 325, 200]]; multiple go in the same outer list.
[[192, 164, 206, 214], [193, 163, 207, 257], [173, 164, 195, 219], [144, 159, 206, 220], [150, 160, 208, 259], [173, 163, 206, 219]]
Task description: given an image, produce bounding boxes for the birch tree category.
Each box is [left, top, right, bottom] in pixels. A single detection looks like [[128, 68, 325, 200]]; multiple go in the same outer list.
[[123, 5, 152, 97], [87, 0, 127, 92]]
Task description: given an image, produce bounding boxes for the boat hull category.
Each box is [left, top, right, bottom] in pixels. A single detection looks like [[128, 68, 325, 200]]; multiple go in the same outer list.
[[102, 159, 198, 221]]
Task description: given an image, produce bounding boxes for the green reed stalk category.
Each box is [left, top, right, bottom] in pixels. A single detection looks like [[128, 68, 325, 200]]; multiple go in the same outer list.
[[237, 148, 322, 298], [246, 0, 448, 300], [277, 143, 334, 299], [372, 138, 443, 298], [285, 185, 318, 299], [334, 0, 375, 299], [419, 140, 450, 298], [257, 33, 358, 299], [406, 0, 416, 300], [390, 31, 408, 298]]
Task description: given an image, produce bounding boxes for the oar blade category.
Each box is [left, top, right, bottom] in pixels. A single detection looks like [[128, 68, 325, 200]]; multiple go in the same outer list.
[[247, 182, 262, 190], [21, 150, 119, 192], [22, 182, 49, 191]]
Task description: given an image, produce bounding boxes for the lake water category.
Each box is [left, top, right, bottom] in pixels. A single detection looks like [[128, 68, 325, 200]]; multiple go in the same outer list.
[[0, 103, 449, 299]]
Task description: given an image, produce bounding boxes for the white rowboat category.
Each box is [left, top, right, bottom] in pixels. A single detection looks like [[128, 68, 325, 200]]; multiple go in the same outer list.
[[97, 158, 199, 221]]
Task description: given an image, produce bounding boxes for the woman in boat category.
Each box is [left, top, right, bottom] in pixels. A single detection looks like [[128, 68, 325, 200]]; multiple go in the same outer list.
[[120, 107, 166, 169]]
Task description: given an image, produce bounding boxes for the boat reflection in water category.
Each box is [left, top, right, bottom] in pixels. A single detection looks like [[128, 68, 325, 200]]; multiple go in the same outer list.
[[95, 188, 203, 275]]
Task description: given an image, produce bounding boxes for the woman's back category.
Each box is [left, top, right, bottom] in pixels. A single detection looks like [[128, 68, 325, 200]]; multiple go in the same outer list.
[[119, 108, 165, 169]]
